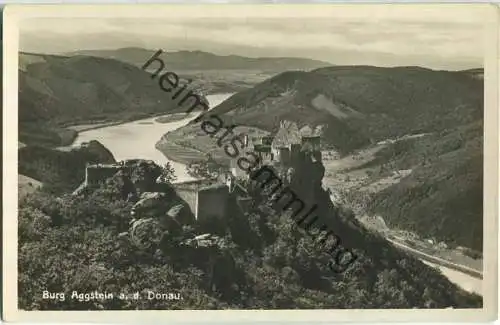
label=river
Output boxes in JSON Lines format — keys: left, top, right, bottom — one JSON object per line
{"left": 71, "top": 93, "right": 234, "bottom": 182}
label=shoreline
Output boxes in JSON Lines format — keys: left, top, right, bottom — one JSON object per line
{"left": 155, "top": 137, "right": 207, "bottom": 166}
{"left": 153, "top": 92, "right": 237, "bottom": 166}
{"left": 66, "top": 120, "right": 130, "bottom": 133}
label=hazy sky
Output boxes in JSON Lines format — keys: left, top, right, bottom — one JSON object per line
{"left": 18, "top": 5, "right": 487, "bottom": 70}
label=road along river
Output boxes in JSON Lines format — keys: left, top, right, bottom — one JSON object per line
{"left": 387, "top": 238, "right": 482, "bottom": 295}
{"left": 71, "top": 93, "right": 234, "bottom": 183}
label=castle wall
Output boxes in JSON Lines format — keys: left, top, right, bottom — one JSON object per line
{"left": 172, "top": 179, "right": 228, "bottom": 221}
{"left": 175, "top": 188, "right": 198, "bottom": 219}
{"left": 85, "top": 165, "right": 122, "bottom": 186}
{"left": 301, "top": 136, "right": 321, "bottom": 152}
{"left": 261, "top": 136, "right": 274, "bottom": 146}
{"left": 231, "top": 165, "right": 248, "bottom": 179}
{"left": 197, "top": 185, "right": 229, "bottom": 222}
{"left": 277, "top": 147, "right": 291, "bottom": 166}
{"left": 290, "top": 143, "right": 302, "bottom": 165}
{"left": 172, "top": 180, "right": 205, "bottom": 219}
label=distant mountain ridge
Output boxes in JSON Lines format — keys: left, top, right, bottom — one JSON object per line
{"left": 67, "top": 47, "right": 332, "bottom": 71}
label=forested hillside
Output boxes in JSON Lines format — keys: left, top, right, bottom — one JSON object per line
{"left": 18, "top": 140, "right": 116, "bottom": 193}
{"left": 365, "top": 121, "right": 483, "bottom": 250}
{"left": 204, "top": 66, "right": 482, "bottom": 153}
{"left": 19, "top": 52, "right": 203, "bottom": 147}
{"left": 18, "top": 155, "right": 482, "bottom": 310}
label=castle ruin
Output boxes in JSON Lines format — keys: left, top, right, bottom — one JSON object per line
{"left": 228, "top": 120, "right": 323, "bottom": 181}
{"left": 172, "top": 179, "right": 230, "bottom": 223}
{"left": 84, "top": 163, "right": 123, "bottom": 186}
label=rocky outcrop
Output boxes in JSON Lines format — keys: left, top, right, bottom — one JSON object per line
{"left": 131, "top": 192, "right": 171, "bottom": 218}
{"left": 130, "top": 191, "right": 195, "bottom": 235}
{"left": 105, "top": 170, "right": 137, "bottom": 199}
{"left": 166, "top": 204, "right": 192, "bottom": 227}
{"left": 125, "top": 159, "right": 163, "bottom": 194}
{"left": 284, "top": 148, "right": 326, "bottom": 205}
{"left": 78, "top": 140, "right": 116, "bottom": 164}
{"left": 129, "top": 218, "right": 164, "bottom": 250}
{"left": 182, "top": 233, "right": 222, "bottom": 248}
{"left": 19, "top": 140, "right": 116, "bottom": 193}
